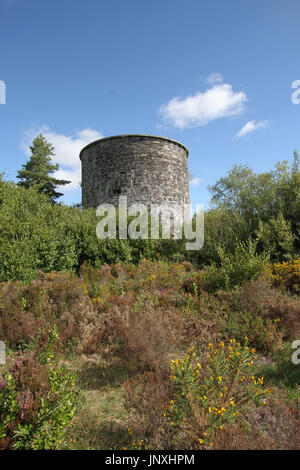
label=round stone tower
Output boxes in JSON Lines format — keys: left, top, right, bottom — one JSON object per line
{"left": 79, "top": 134, "right": 190, "bottom": 214}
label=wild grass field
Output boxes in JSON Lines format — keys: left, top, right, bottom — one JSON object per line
{"left": 0, "top": 259, "right": 299, "bottom": 450}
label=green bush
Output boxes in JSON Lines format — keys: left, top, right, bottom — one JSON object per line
{"left": 221, "top": 310, "right": 283, "bottom": 353}
{"left": 0, "top": 169, "right": 297, "bottom": 284}
{"left": 0, "top": 326, "right": 78, "bottom": 449}
{"left": 0, "top": 176, "right": 199, "bottom": 282}
{"left": 0, "top": 178, "right": 78, "bottom": 281}
{"left": 189, "top": 208, "right": 251, "bottom": 268}
{"left": 0, "top": 178, "right": 150, "bottom": 281}
{"left": 165, "top": 340, "right": 271, "bottom": 448}
{"left": 257, "top": 213, "right": 295, "bottom": 262}
{"left": 199, "top": 238, "right": 269, "bottom": 292}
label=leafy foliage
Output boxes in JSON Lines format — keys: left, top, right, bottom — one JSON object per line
{"left": 186, "top": 238, "right": 269, "bottom": 293}
{"left": 17, "top": 134, "right": 70, "bottom": 202}
{"left": 208, "top": 151, "right": 300, "bottom": 255}
{"left": 0, "top": 326, "right": 77, "bottom": 449}
{"left": 165, "top": 340, "right": 271, "bottom": 448}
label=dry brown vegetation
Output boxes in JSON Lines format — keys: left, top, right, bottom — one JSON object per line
{"left": 0, "top": 260, "right": 299, "bottom": 450}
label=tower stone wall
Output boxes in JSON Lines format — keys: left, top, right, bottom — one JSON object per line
{"left": 80, "top": 134, "right": 190, "bottom": 216}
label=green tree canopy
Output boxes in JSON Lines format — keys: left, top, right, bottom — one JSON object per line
{"left": 208, "top": 151, "right": 300, "bottom": 221}
{"left": 17, "top": 133, "right": 70, "bottom": 202}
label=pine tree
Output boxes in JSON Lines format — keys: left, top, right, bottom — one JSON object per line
{"left": 17, "top": 133, "right": 70, "bottom": 202}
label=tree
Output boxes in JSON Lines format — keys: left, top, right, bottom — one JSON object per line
{"left": 207, "top": 151, "right": 300, "bottom": 257}
{"left": 17, "top": 134, "right": 70, "bottom": 202}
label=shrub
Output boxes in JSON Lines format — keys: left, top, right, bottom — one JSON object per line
{"left": 123, "top": 340, "right": 272, "bottom": 450}
{"left": 112, "top": 306, "right": 181, "bottom": 371}
{"left": 221, "top": 310, "right": 283, "bottom": 353}
{"left": 230, "top": 277, "right": 300, "bottom": 340}
{"left": 0, "top": 327, "right": 78, "bottom": 449}
{"left": 184, "top": 239, "right": 269, "bottom": 293}
{"left": 0, "top": 272, "right": 97, "bottom": 350}
{"left": 0, "top": 178, "right": 79, "bottom": 282}
{"left": 0, "top": 281, "right": 49, "bottom": 349}
{"left": 189, "top": 208, "right": 251, "bottom": 269}
{"left": 164, "top": 340, "right": 271, "bottom": 449}
{"left": 212, "top": 395, "right": 300, "bottom": 449}
{"left": 0, "top": 178, "right": 156, "bottom": 282}
{"left": 257, "top": 213, "right": 295, "bottom": 262}
{"left": 124, "top": 366, "right": 174, "bottom": 450}
{"left": 267, "top": 257, "right": 300, "bottom": 294}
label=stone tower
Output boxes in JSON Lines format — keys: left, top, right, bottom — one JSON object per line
{"left": 79, "top": 134, "right": 190, "bottom": 216}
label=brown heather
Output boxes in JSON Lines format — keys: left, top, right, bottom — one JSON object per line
{"left": 0, "top": 261, "right": 299, "bottom": 450}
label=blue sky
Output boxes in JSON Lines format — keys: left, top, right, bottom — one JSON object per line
{"left": 0, "top": 0, "right": 300, "bottom": 208}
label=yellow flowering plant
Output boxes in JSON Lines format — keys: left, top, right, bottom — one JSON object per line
{"left": 267, "top": 257, "right": 300, "bottom": 293}
{"left": 165, "top": 339, "right": 271, "bottom": 448}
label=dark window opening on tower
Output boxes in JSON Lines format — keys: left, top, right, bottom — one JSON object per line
{"left": 112, "top": 186, "right": 121, "bottom": 195}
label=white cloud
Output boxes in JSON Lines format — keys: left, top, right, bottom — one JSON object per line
{"left": 234, "top": 120, "right": 269, "bottom": 139}
{"left": 190, "top": 177, "right": 203, "bottom": 187}
{"left": 21, "top": 126, "right": 103, "bottom": 191}
{"left": 53, "top": 167, "right": 82, "bottom": 191}
{"left": 159, "top": 83, "right": 247, "bottom": 129}
{"left": 206, "top": 72, "right": 223, "bottom": 85}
